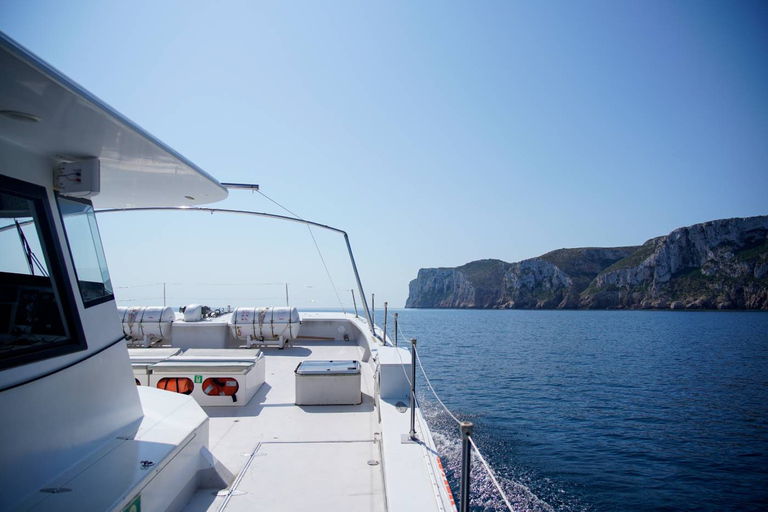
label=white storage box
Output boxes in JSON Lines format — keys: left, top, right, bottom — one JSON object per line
{"left": 128, "top": 347, "right": 181, "bottom": 386}
{"left": 171, "top": 318, "right": 230, "bottom": 350}
{"left": 173, "top": 348, "right": 262, "bottom": 361}
{"left": 149, "top": 352, "right": 265, "bottom": 407}
{"left": 295, "top": 360, "right": 361, "bottom": 406}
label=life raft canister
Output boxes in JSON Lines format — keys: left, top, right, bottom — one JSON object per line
{"left": 157, "top": 377, "right": 194, "bottom": 395}
{"left": 202, "top": 377, "right": 239, "bottom": 403}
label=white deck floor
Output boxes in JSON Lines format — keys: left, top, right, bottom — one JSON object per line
{"left": 183, "top": 341, "right": 386, "bottom": 512}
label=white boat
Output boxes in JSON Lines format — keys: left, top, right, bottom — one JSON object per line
{"left": 0, "top": 32, "right": 460, "bottom": 511}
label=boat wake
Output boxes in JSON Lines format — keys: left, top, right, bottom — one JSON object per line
{"left": 421, "top": 398, "right": 586, "bottom": 511}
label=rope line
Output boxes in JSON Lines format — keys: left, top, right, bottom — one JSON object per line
{"left": 390, "top": 311, "right": 540, "bottom": 511}
{"left": 415, "top": 350, "right": 461, "bottom": 426}
{"left": 468, "top": 436, "right": 516, "bottom": 512}
{"left": 256, "top": 190, "right": 346, "bottom": 314}
{"left": 393, "top": 338, "right": 413, "bottom": 388}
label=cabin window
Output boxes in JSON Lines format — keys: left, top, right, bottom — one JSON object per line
{"left": 56, "top": 196, "right": 114, "bottom": 307}
{"left": 0, "top": 176, "right": 85, "bottom": 369}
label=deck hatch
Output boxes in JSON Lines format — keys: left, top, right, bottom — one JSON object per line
{"left": 220, "top": 441, "right": 385, "bottom": 512}
{"left": 295, "top": 359, "right": 360, "bottom": 375}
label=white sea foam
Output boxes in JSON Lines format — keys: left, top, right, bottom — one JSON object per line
{"left": 422, "top": 399, "right": 557, "bottom": 511}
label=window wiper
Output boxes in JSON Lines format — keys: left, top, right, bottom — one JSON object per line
{"left": 14, "top": 219, "right": 47, "bottom": 276}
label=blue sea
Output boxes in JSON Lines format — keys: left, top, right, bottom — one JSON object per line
{"left": 382, "top": 309, "right": 768, "bottom": 511}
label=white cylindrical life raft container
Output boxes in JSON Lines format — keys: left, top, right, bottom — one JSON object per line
{"left": 183, "top": 304, "right": 203, "bottom": 322}
{"left": 229, "top": 307, "right": 300, "bottom": 349}
{"left": 117, "top": 306, "right": 175, "bottom": 346}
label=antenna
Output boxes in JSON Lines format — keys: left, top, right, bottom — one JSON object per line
{"left": 220, "top": 182, "right": 259, "bottom": 191}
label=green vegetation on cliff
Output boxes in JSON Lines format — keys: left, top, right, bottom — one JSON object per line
{"left": 407, "top": 216, "right": 768, "bottom": 310}
{"left": 603, "top": 242, "right": 657, "bottom": 273}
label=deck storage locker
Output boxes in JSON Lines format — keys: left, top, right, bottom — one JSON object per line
{"left": 172, "top": 348, "right": 262, "bottom": 360}
{"left": 128, "top": 347, "right": 182, "bottom": 385}
{"left": 149, "top": 351, "right": 265, "bottom": 406}
{"left": 295, "top": 360, "right": 361, "bottom": 405}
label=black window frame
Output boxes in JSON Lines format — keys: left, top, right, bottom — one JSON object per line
{"left": 0, "top": 175, "right": 87, "bottom": 370}
{"left": 54, "top": 193, "right": 115, "bottom": 308}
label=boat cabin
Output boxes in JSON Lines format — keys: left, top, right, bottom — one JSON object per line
{"left": 0, "top": 32, "right": 455, "bottom": 512}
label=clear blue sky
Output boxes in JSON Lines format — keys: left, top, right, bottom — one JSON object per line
{"left": 2, "top": 1, "right": 767, "bottom": 308}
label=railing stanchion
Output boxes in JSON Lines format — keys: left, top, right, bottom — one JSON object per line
{"left": 394, "top": 313, "right": 398, "bottom": 347}
{"left": 409, "top": 338, "right": 417, "bottom": 439}
{"left": 383, "top": 302, "right": 388, "bottom": 345}
{"left": 460, "top": 421, "right": 474, "bottom": 512}
{"left": 351, "top": 289, "right": 358, "bottom": 317}
{"left": 372, "top": 294, "right": 375, "bottom": 327}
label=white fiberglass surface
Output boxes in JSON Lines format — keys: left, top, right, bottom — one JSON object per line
{"left": 0, "top": 35, "right": 227, "bottom": 208}
{"left": 183, "top": 341, "right": 386, "bottom": 512}
{"left": 222, "top": 441, "right": 385, "bottom": 512}
{"left": 296, "top": 359, "right": 360, "bottom": 374}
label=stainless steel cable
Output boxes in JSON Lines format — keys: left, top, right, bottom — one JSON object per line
{"left": 391, "top": 312, "right": 460, "bottom": 424}
{"left": 394, "top": 337, "right": 413, "bottom": 388}
{"left": 391, "top": 311, "right": 548, "bottom": 512}
{"left": 256, "top": 190, "right": 346, "bottom": 314}
{"left": 415, "top": 350, "right": 462, "bottom": 426}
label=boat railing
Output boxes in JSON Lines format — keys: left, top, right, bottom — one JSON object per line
{"left": 389, "top": 311, "right": 554, "bottom": 512}
{"left": 93, "top": 204, "right": 535, "bottom": 509}
{"left": 95, "top": 206, "right": 376, "bottom": 334}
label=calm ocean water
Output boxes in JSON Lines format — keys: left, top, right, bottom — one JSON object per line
{"left": 383, "top": 309, "right": 768, "bottom": 511}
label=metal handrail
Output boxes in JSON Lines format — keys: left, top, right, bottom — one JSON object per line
{"left": 392, "top": 312, "right": 531, "bottom": 512}
{"left": 409, "top": 338, "right": 417, "bottom": 440}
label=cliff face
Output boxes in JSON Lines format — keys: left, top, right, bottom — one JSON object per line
{"left": 500, "top": 247, "right": 638, "bottom": 309}
{"left": 405, "top": 248, "right": 635, "bottom": 309}
{"left": 406, "top": 216, "right": 768, "bottom": 310}
{"left": 406, "top": 259, "right": 509, "bottom": 308}
{"left": 581, "top": 216, "right": 768, "bottom": 309}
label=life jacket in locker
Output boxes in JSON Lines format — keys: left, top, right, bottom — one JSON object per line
{"left": 157, "top": 377, "right": 194, "bottom": 395}
{"left": 202, "top": 377, "right": 239, "bottom": 403}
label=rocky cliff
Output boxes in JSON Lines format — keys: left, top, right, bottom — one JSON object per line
{"left": 406, "top": 216, "right": 768, "bottom": 310}
{"left": 406, "top": 259, "right": 511, "bottom": 308}
{"left": 406, "top": 248, "right": 636, "bottom": 309}
{"left": 581, "top": 216, "right": 768, "bottom": 309}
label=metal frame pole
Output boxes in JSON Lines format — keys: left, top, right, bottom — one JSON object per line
{"left": 409, "top": 338, "right": 417, "bottom": 439}
{"left": 460, "top": 421, "right": 474, "bottom": 512}
{"left": 343, "top": 233, "right": 374, "bottom": 335}
{"left": 394, "top": 313, "right": 398, "bottom": 347}
{"left": 383, "top": 302, "right": 388, "bottom": 345}
{"left": 351, "top": 289, "right": 358, "bottom": 317}
{"left": 372, "top": 294, "right": 375, "bottom": 327}
{"left": 95, "top": 207, "right": 377, "bottom": 336}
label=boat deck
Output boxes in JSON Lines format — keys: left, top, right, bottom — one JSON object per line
{"left": 183, "top": 341, "right": 386, "bottom": 512}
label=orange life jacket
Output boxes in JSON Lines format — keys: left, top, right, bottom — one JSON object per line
{"left": 157, "top": 377, "right": 194, "bottom": 395}
{"left": 202, "top": 377, "right": 239, "bottom": 403}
